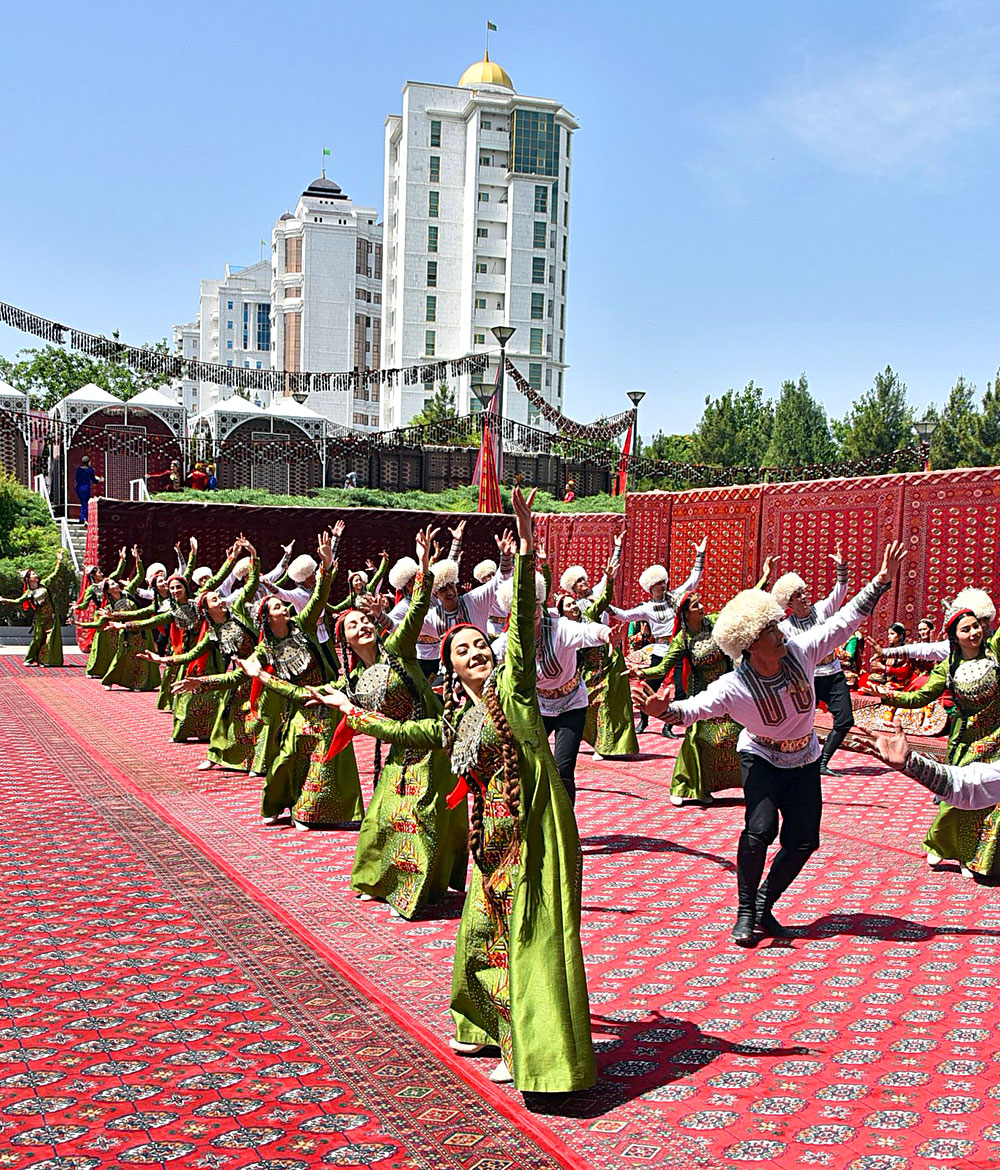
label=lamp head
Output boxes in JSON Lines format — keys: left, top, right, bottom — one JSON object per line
{"left": 491, "top": 325, "right": 515, "bottom": 347}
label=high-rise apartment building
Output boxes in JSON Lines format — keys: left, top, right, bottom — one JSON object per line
{"left": 380, "top": 54, "right": 578, "bottom": 428}
{"left": 270, "top": 175, "right": 383, "bottom": 430}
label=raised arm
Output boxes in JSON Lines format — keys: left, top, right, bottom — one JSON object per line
{"left": 203, "top": 548, "right": 238, "bottom": 594}
{"left": 385, "top": 526, "right": 437, "bottom": 661}
{"left": 813, "top": 543, "right": 849, "bottom": 621}
{"left": 639, "top": 629, "right": 686, "bottom": 681}
{"left": 504, "top": 487, "right": 538, "bottom": 702}
{"left": 183, "top": 538, "right": 197, "bottom": 581}
{"left": 125, "top": 548, "right": 145, "bottom": 594}
{"left": 669, "top": 538, "right": 706, "bottom": 605}
{"left": 299, "top": 532, "right": 335, "bottom": 635}
{"left": 877, "top": 660, "right": 948, "bottom": 709}
{"left": 42, "top": 550, "right": 66, "bottom": 590}
{"left": 903, "top": 753, "right": 1000, "bottom": 810}
{"left": 882, "top": 639, "right": 948, "bottom": 663}
{"left": 231, "top": 557, "right": 261, "bottom": 621}
{"left": 367, "top": 552, "right": 388, "bottom": 592}
{"left": 109, "top": 547, "right": 128, "bottom": 582}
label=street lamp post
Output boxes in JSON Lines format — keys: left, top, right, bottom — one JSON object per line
{"left": 490, "top": 325, "right": 515, "bottom": 474}
{"left": 912, "top": 419, "right": 938, "bottom": 472}
{"left": 626, "top": 390, "right": 646, "bottom": 492}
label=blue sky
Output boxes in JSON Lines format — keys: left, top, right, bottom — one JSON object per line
{"left": 1, "top": 0, "right": 997, "bottom": 436}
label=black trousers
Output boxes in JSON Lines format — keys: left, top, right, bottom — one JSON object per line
{"left": 542, "top": 705, "right": 588, "bottom": 807}
{"left": 418, "top": 658, "right": 440, "bottom": 680}
{"left": 736, "top": 752, "right": 822, "bottom": 910}
{"left": 815, "top": 672, "right": 854, "bottom": 763}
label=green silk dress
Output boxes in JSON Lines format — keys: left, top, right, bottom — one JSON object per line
{"left": 578, "top": 576, "right": 639, "bottom": 758}
{"left": 11, "top": 561, "right": 70, "bottom": 667}
{"left": 883, "top": 636, "right": 1000, "bottom": 873}
{"left": 344, "top": 552, "right": 596, "bottom": 1094}
{"left": 345, "top": 570, "right": 468, "bottom": 916}
{"left": 643, "top": 614, "right": 743, "bottom": 802}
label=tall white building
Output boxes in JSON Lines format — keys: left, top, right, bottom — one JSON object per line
{"left": 380, "top": 54, "right": 578, "bottom": 428}
{"left": 270, "top": 175, "right": 383, "bottom": 431}
{"left": 172, "top": 261, "right": 273, "bottom": 414}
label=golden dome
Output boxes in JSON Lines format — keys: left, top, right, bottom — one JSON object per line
{"left": 459, "top": 51, "right": 514, "bottom": 91}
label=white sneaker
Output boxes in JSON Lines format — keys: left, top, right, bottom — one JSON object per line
{"left": 592, "top": 752, "right": 604, "bottom": 761}
{"left": 197, "top": 759, "right": 216, "bottom": 771}
{"left": 670, "top": 795, "right": 684, "bottom": 806}
{"left": 358, "top": 893, "right": 374, "bottom": 902}
{"left": 261, "top": 815, "right": 282, "bottom": 826}
{"left": 293, "top": 820, "right": 309, "bottom": 831}
{"left": 488, "top": 1060, "right": 513, "bottom": 1084}
{"left": 448, "top": 1038, "right": 486, "bottom": 1055}
{"left": 926, "top": 852, "right": 942, "bottom": 867}
{"left": 961, "top": 866, "right": 974, "bottom": 878}
{"left": 389, "top": 906, "right": 402, "bottom": 918}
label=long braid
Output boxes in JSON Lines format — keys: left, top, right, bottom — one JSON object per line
{"left": 443, "top": 657, "right": 486, "bottom": 870}
{"left": 482, "top": 685, "right": 521, "bottom": 884}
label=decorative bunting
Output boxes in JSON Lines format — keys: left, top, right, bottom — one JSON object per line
{"left": 503, "top": 358, "right": 635, "bottom": 441}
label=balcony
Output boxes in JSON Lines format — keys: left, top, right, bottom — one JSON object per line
{"left": 474, "top": 272, "right": 507, "bottom": 294}
{"left": 479, "top": 129, "right": 509, "bottom": 149}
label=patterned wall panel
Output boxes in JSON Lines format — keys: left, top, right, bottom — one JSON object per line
{"left": 759, "top": 474, "right": 905, "bottom": 649}
{"left": 542, "top": 513, "right": 625, "bottom": 602}
{"left": 666, "top": 485, "right": 764, "bottom": 613}
{"left": 622, "top": 492, "right": 673, "bottom": 606}
{"left": 897, "top": 468, "right": 1000, "bottom": 633}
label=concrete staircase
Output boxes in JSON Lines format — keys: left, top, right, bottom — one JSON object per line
{"left": 65, "top": 522, "right": 89, "bottom": 569}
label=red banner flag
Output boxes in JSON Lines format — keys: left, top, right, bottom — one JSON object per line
{"left": 613, "top": 422, "right": 633, "bottom": 496}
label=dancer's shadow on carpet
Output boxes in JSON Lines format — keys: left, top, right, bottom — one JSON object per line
{"left": 524, "top": 1009, "right": 807, "bottom": 1118}
{"left": 580, "top": 832, "right": 735, "bottom": 873}
{"left": 771, "top": 911, "right": 1000, "bottom": 943}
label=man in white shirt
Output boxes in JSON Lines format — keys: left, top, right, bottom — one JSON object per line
{"left": 772, "top": 544, "right": 850, "bottom": 776}
{"left": 639, "top": 541, "right": 907, "bottom": 946}
{"left": 610, "top": 537, "right": 707, "bottom": 732}
{"left": 492, "top": 571, "right": 611, "bottom": 805}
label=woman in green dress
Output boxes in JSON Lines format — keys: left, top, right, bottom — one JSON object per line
{"left": 75, "top": 548, "right": 149, "bottom": 687}
{"left": 245, "top": 529, "right": 355, "bottom": 826}
{"left": 77, "top": 548, "right": 127, "bottom": 670}
{"left": 632, "top": 591, "right": 743, "bottom": 806}
{"left": 169, "top": 548, "right": 265, "bottom": 773}
{"left": 557, "top": 549, "right": 639, "bottom": 761}
{"left": 875, "top": 603, "right": 1000, "bottom": 877}
{"left": 310, "top": 488, "right": 595, "bottom": 1094}
{"left": 1, "top": 550, "right": 69, "bottom": 666}
{"left": 326, "top": 552, "right": 389, "bottom": 617}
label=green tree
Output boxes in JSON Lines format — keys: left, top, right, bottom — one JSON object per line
{"left": 410, "top": 380, "right": 457, "bottom": 426}
{"left": 691, "top": 381, "right": 773, "bottom": 468}
{"left": 0, "top": 336, "right": 173, "bottom": 410}
{"left": 930, "top": 377, "right": 982, "bottom": 469}
{"left": 642, "top": 430, "right": 695, "bottom": 463}
{"left": 977, "top": 372, "right": 1000, "bottom": 466}
{"left": 835, "top": 365, "right": 914, "bottom": 462}
{"left": 764, "top": 374, "right": 836, "bottom": 468}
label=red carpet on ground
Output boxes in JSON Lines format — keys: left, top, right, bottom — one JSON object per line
{"left": 3, "top": 655, "right": 1000, "bottom": 1170}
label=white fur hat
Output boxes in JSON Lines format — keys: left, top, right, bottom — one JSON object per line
{"left": 771, "top": 572, "right": 807, "bottom": 610}
{"left": 145, "top": 562, "right": 166, "bottom": 585}
{"left": 288, "top": 554, "right": 318, "bottom": 584}
{"left": 192, "top": 565, "right": 212, "bottom": 587}
{"left": 388, "top": 557, "right": 418, "bottom": 591}
{"left": 639, "top": 564, "right": 668, "bottom": 594}
{"left": 560, "top": 565, "right": 588, "bottom": 592}
{"left": 951, "top": 587, "right": 996, "bottom": 624}
{"left": 713, "top": 589, "right": 785, "bottom": 663}
{"left": 473, "top": 559, "right": 498, "bottom": 584}
{"left": 233, "top": 556, "right": 252, "bottom": 582}
{"left": 496, "top": 572, "right": 548, "bottom": 613}
{"left": 431, "top": 558, "right": 460, "bottom": 589}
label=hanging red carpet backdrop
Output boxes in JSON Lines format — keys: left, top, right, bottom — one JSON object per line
{"left": 897, "top": 469, "right": 1000, "bottom": 632}
{"left": 619, "top": 491, "right": 673, "bottom": 605}
{"left": 541, "top": 512, "right": 627, "bottom": 602}
{"left": 759, "top": 473, "right": 906, "bottom": 643}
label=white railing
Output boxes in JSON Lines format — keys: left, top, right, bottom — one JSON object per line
{"left": 129, "top": 478, "right": 151, "bottom": 501}
{"left": 59, "top": 516, "right": 80, "bottom": 572}
{"left": 33, "top": 473, "right": 54, "bottom": 518}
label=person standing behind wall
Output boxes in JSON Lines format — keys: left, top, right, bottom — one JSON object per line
{"left": 75, "top": 455, "right": 102, "bottom": 524}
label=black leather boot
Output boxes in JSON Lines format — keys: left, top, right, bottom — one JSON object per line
{"left": 732, "top": 893, "right": 757, "bottom": 946}
{"left": 755, "top": 883, "right": 790, "bottom": 938}
{"left": 733, "top": 833, "right": 768, "bottom": 946}
{"left": 635, "top": 713, "right": 649, "bottom": 734}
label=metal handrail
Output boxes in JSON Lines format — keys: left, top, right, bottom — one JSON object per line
{"left": 129, "top": 478, "right": 151, "bottom": 501}
{"left": 60, "top": 517, "right": 80, "bottom": 572}
{"left": 33, "top": 473, "right": 54, "bottom": 518}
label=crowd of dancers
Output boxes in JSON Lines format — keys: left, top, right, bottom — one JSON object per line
{"left": 3, "top": 492, "right": 999, "bottom": 1098}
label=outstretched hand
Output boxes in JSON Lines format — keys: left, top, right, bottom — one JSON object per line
{"left": 695, "top": 536, "right": 708, "bottom": 556}
{"left": 416, "top": 525, "right": 440, "bottom": 572}
{"left": 237, "top": 655, "right": 261, "bottom": 678}
{"left": 876, "top": 540, "right": 908, "bottom": 584}
{"left": 305, "top": 686, "right": 351, "bottom": 713}
{"left": 511, "top": 486, "right": 536, "bottom": 554}
{"left": 317, "top": 529, "right": 333, "bottom": 569}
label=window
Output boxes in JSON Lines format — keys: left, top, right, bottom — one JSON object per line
{"left": 284, "top": 286, "right": 301, "bottom": 299}
{"left": 560, "top": 303, "right": 566, "bottom": 330}
{"left": 284, "top": 312, "right": 301, "bottom": 372}
{"left": 561, "top": 269, "right": 567, "bottom": 294}
{"left": 562, "top": 237, "right": 567, "bottom": 262}
{"left": 530, "top": 328, "right": 543, "bottom": 355}
{"left": 533, "top": 221, "right": 547, "bottom": 249}
{"left": 559, "top": 338, "right": 565, "bottom": 361}
{"left": 353, "top": 314, "right": 366, "bottom": 369}
{"left": 474, "top": 332, "right": 485, "bottom": 344}
{"left": 428, "top": 190, "right": 439, "bottom": 217}
{"left": 476, "top": 261, "right": 487, "bottom": 274}
{"left": 227, "top": 320, "right": 233, "bottom": 329}
{"left": 528, "top": 409, "right": 542, "bottom": 427}
{"left": 425, "top": 295, "right": 436, "bottom": 322}
{"left": 480, "top": 155, "right": 491, "bottom": 167}
{"left": 424, "top": 330, "right": 435, "bottom": 355}
{"left": 481, "top": 118, "right": 492, "bottom": 129}
{"left": 558, "top": 371, "right": 563, "bottom": 396}
{"left": 427, "top": 225, "right": 438, "bottom": 253}
{"left": 257, "top": 361, "right": 262, "bottom": 369}
{"left": 532, "top": 257, "right": 545, "bottom": 284}
{"left": 528, "top": 363, "right": 542, "bottom": 391}
{"left": 429, "top": 155, "right": 440, "bottom": 182}
{"left": 426, "top": 260, "right": 437, "bottom": 287}
{"left": 356, "top": 237, "right": 371, "bottom": 275}
{"left": 531, "top": 292, "right": 544, "bottom": 320}
{"left": 256, "top": 303, "right": 270, "bottom": 351}
{"left": 477, "top": 226, "right": 489, "bottom": 238}
{"left": 429, "top": 119, "right": 441, "bottom": 147}
{"left": 478, "top": 191, "right": 489, "bottom": 202}
{"left": 242, "top": 304, "right": 249, "bottom": 348}
{"left": 226, "top": 339, "right": 233, "bottom": 349}
{"left": 284, "top": 236, "right": 302, "bottom": 273}
{"left": 244, "top": 360, "right": 250, "bottom": 368}
{"left": 512, "top": 109, "right": 559, "bottom": 176}
{"left": 371, "top": 319, "right": 381, "bottom": 371}
{"left": 534, "top": 185, "right": 547, "bottom": 214}
{"left": 374, "top": 242, "right": 382, "bottom": 280}
{"left": 564, "top": 200, "right": 569, "bottom": 227}
{"left": 475, "top": 296, "right": 487, "bottom": 309}
{"left": 227, "top": 300, "right": 233, "bottom": 310}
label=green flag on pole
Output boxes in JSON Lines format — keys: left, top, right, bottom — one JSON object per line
{"left": 487, "top": 20, "right": 497, "bottom": 30}
{"left": 323, "top": 147, "right": 331, "bottom": 156}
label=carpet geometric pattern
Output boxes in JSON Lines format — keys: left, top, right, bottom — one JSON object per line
{"left": 4, "top": 656, "right": 1000, "bottom": 1170}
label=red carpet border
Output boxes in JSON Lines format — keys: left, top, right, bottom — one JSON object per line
{"left": 3, "top": 656, "right": 1000, "bottom": 1170}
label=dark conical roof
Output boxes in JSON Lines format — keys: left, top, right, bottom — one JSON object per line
{"left": 303, "top": 175, "right": 347, "bottom": 200}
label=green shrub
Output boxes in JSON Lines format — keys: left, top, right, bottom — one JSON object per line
{"left": 0, "top": 470, "right": 77, "bottom": 624}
